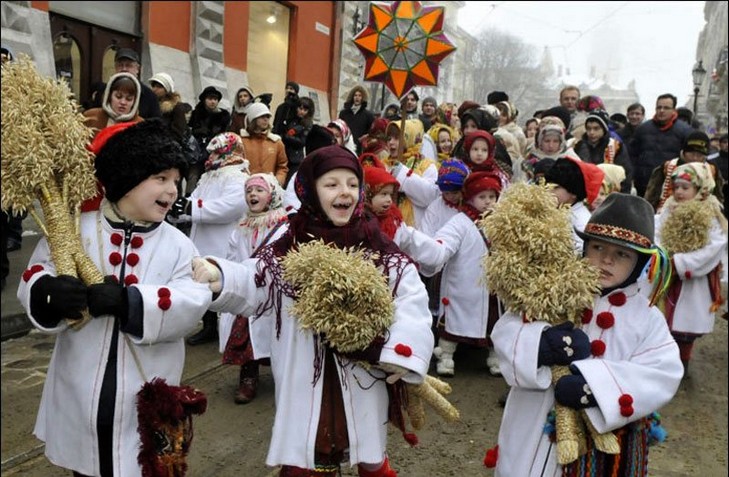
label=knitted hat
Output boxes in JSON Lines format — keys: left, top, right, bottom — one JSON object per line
{"left": 294, "top": 145, "right": 362, "bottom": 210}
{"left": 359, "top": 152, "right": 388, "bottom": 170}
{"left": 536, "top": 123, "right": 566, "bottom": 151}
{"left": 306, "top": 125, "right": 336, "bottom": 153}
{"left": 245, "top": 102, "right": 272, "bottom": 128}
{"left": 682, "top": 130, "right": 710, "bottom": 155}
{"left": 94, "top": 119, "right": 188, "bottom": 202}
{"left": 576, "top": 193, "right": 655, "bottom": 250}
{"left": 464, "top": 130, "right": 496, "bottom": 156}
{"left": 463, "top": 171, "right": 501, "bottom": 200}
{"left": 461, "top": 108, "right": 497, "bottom": 133}
{"left": 676, "top": 107, "right": 693, "bottom": 124}
{"left": 422, "top": 96, "right": 438, "bottom": 107}
{"left": 364, "top": 165, "right": 399, "bottom": 196}
{"left": 545, "top": 155, "right": 604, "bottom": 204}
{"left": 585, "top": 109, "right": 610, "bottom": 134}
{"left": 436, "top": 159, "right": 470, "bottom": 192}
{"left": 286, "top": 81, "right": 300, "bottom": 94}
{"left": 487, "top": 91, "right": 509, "bottom": 105}
{"left": 198, "top": 85, "right": 222, "bottom": 102}
{"left": 148, "top": 72, "right": 175, "bottom": 93}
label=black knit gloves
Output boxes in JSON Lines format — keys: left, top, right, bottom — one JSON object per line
{"left": 554, "top": 366, "right": 597, "bottom": 409}
{"left": 538, "top": 322, "right": 590, "bottom": 367}
{"left": 88, "top": 276, "right": 129, "bottom": 324}
{"left": 30, "top": 274, "right": 88, "bottom": 327}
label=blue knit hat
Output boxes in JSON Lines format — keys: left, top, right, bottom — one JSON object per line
{"left": 436, "top": 159, "right": 470, "bottom": 192}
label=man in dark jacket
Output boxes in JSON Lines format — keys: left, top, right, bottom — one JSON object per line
{"left": 272, "top": 81, "right": 300, "bottom": 137}
{"left": 95, "top": 48, "right": 161, "bottom": 119}
{"left": 338, "top": 84, "right": 375, "bottom": 155}
{"left": 630, "top": 93, "right": 693, "bottom": 197}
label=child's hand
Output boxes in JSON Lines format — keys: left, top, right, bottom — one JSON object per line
{"left": 554, "top": 372, "right": 596, "bottom": 409}
{"left": 538, "top": 322, "right": 590, "bottom": 367}
{"left": 192, "top": 257, "right": 222, "bottom": 293}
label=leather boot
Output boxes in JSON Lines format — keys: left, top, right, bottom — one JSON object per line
{"left": 235, "top": 361, "right": 259, "bottom": 404}
{"left": 186, "top": 311, "right": 218, "bottom": 346}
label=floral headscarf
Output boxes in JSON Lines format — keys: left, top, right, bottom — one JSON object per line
{"left": 205, "top": 132, "right": 250, "bottom": 171}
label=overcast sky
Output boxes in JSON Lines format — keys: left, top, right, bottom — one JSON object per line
{"left": 457, "top": 1, "right": 707, "bottom": 113}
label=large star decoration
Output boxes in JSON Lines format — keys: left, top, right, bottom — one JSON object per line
{"left": 353, "top": 1, "right": 456, "bottom": 99}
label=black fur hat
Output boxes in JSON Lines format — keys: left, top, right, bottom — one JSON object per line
{"left": 94, "top": 119, "right": 188, "bottom": 202}
{"left": 544, "top": 156, "right": 586, "bottom": 202}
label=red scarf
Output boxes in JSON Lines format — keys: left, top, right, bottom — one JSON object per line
{"left": 652, "top": 111, "right": 678, "bottom": 132}
{"left": 373, "top": 205, "right": 404, "bottom": 240}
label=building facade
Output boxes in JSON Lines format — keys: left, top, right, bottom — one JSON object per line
{"left": 694, "top": 0, "right": 728, "bottom": 135}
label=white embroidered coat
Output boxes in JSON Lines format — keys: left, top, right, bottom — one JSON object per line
{"left": 17, "top": 212, "right": 212, "bottom": 477}
{"left": 420, "top": 196, "right": 460, "bottom": 237}
{"left": 419, "top": 212, "right": 491, "bottom": 339}
{"left": 392, "top": 163, "right": 440, "bottom": 229}
{"left": 655, "top": 213, "right": 727, "bottom": 335}
{"left": 189, "top": 164, "right": 249, "bottom": 256}
{"left": 491, "top": 284, "right": 682, "bottom": 477}
{"left": 209, "top": 253, "right": 434, "bottom": 469}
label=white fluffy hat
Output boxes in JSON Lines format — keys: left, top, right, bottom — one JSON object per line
{"left": 148, "top": 72, "right": 175, "bottom": 93}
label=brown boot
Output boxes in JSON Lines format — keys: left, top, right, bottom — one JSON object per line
{"left": 235, "top": 361, "right": 259, "bottom": 404}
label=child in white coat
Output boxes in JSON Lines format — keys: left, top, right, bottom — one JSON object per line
{"left": 423, "top": 171, "right": 502, "bottom": 376}
{"left": 219, "top": 173, "right": 288, "bottom": 404}
{"left": 171, "top": 131, "right": 250, "bottom": 345}
{"left": 655, "top": 162, "right": 728, "bottom": 373}
{"left": 491, "top": 193, "right": 682, "bottom": 477}
{"left": 17, "top": 120, "right": 212, "bottom": 477}
{"left": 193, "top": 145, "right": 434, "bottom": 477}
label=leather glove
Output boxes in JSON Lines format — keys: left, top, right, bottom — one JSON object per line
{"left": 538, "top": 322, "right": 590, "bottom": 367}
{"left": 88, "top": 275, "right": 129, "bottom": 323}
{"left": 554, "top": 369, "right": 597, "bottom": 409}
{"left": 30, "top": 274, "right": 88, "bottom": 327}
{"left": 168, "top": 196, "right": 191, "bottom": 219}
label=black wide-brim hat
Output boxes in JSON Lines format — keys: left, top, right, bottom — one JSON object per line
{"left": 576, "top": 192, "right": 655, "bottom": 251}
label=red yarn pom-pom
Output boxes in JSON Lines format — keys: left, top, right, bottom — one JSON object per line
{"left": 110, "top": 233, "right": 123, "bottom": 246}
{"left": 403, "top": 432, "right": 419, "bottom": 447}
{"left": 581, "top": 309, "right": 593, "bottom": 324}
{"left": 109, "top": 252, "right": 123, "bottom": 266}
{"left": 394, "top": 343, "right": 412, "bottom": 357}
{"left": 596, "top": 311, "right": 615, "bottom": 329}
{"left": 124, "top": 274, "right": 139, "bottom": 286}
{"left": 620, "top": 405, "right": 634, "bottom": 417}
{"left": 130, "top": 236, "right": 144, "bottom": 248}
{"left": 483, "top": 445, "right": 499, "bottom": 468}
{"left": 618, "top": 393, "right": 634, "bottom": 406}
{"left": 157, "top": 287, "right": 171, "bottom": 298}
{"left": 126, "top": 253, "right": 140, "bottom": 267}
{"left": 158, "top": 297, "right": 171, "bottom": 311}
{"left": 591, "top": 339, "right": 606, "bottom": 357}
{"left": 608, "top": 292, "right": 627, "bottom": 306}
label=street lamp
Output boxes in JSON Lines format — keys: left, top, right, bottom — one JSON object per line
{"left": 692, "top": 60, "right": 707, "bottom": 115}
{"left": 352, "top": 6, "right": 366, "bottom": 36}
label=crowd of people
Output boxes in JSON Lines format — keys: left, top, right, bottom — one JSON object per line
{"left": 6, "top": 44, "right": 729, "bottom": 477}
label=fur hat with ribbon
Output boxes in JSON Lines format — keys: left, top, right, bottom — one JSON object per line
{"left": 205, "top": 132, "right": 250, "bottom": 172}
{"left": 94, "top": 119, "right": 188, "bottom": 203}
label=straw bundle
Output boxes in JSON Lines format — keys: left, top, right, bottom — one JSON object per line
{"left": 281, "top": 240, "right": 459, "bottom": 428}
{"left": 479, "top": 182, "right": 616, "bottom": 464}
{"left": 1, "top": 55, "right": 103, "bottom": 328}
{"left": 659, "top": 200, "right": 712, "bottom": 254}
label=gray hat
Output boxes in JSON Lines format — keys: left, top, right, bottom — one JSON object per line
{"left": 115, "top": 48, "right": 140, "bottom": 64}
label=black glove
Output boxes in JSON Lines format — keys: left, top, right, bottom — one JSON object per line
{"left": 554, "top": 370, "right": 597, "bottom": 409}
{"left": 30, "top": 274, "right": 88, "bottom": 327}
{"left": 168, "top": 196, "right": 191, "bottom": 218}
{"left": 538, "top": 322, "right": 590, "bottom": 367}
{"left": 88, "top": 275, "right": 129, "bottom": 323}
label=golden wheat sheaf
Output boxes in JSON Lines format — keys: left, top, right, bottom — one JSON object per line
{"left": 479, "top": 183, "right": 600, "bottom": 324}
{"left": 660, "top": 200, "right": 712, "bottom": 254}
{"left": 281, "top": 240, "right": 395, "bottom": 353}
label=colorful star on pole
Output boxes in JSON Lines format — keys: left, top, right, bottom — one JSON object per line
{"left": 353, "top": 1, "right": 457, "bottom": 99}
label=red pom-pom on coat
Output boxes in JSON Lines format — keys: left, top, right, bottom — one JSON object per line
{"left": 581, "top": 309, "right": 593, "bottom": 324}
{"left": 596, "top": 311, "right": 615, "bottom": 329}
{"left": 109, "top": 252, "right": 123, "bottom": 266}
{"left": 22, "top": 264, "right": 44, "bottom": 282}
{"left": 157, "top": 287, "right": 171, "bottom": 298}
{"left": 158, "top": 297, "right": 171, "bottom": 311}
{"left": 620, "top": 405, "right": 634, "bottom": 417}
{"left": 618, "top": 393, "right": 634, "bottom": 406}
{"left": 126, "top": 253, "right": 140, "bottom": 267}
{"left": 608, "top": 292, "right": 627, "bottom": 306}
{"left": 110, "top": 233, "right": 123, "bottom": 246}
{"left": 591, "top": 339, "right": 606, "bottom": 357}
{"left": 124, "top": 274, "right": 138, "bottom": 286}
{"left": 130, "top": 236, "right": 144, "bottom": 248}
{"left": 483, "top": 445, "right": 499, "bottom": 468}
